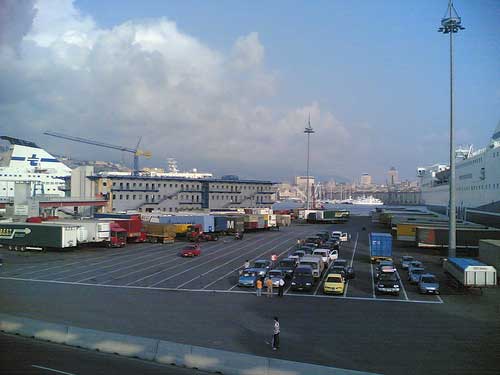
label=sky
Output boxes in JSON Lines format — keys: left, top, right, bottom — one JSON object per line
{"left": 0, "top": 0, "right": 498, "bottom": 183}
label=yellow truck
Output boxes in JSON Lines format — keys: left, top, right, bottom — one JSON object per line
{"left": 143, "top": 223, "right": 176, "bottom": 243}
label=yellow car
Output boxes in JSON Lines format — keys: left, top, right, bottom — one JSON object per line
{"left": 323, "top": 273, "right": 345, "bottom": 294}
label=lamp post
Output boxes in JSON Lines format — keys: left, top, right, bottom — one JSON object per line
{"left": 438, "top": 0, "right": 464, "bottom": 258}
{"left": 304, "top": 115, "right": 315, "bottom": 210}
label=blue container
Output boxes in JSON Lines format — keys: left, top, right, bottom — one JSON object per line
{"left": 369, "top": 233, "right": 393, "bottom": 259}
{"left": 214, "top": 216, "right": 228, "bottom": 232}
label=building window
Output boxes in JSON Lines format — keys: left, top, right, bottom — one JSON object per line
{"left": 126, "top": 195, "right": 129, "bottom": 200}
{"left": 119, "top": 194, "right": 123, "bottom": 200}
{"left": 169, "top": 184, "right": 173, "bottom": 188}
{"left": 112, "top": 194, "right": 116, "bottom": 199}
{"left": 103, "top": 182, "right": 107, "bottom": 187}
{"left": 133, "top": 195, "right": 136, "bottom": 200}
{"left": 139, "top": 183, "right": 143, "bottom": 187}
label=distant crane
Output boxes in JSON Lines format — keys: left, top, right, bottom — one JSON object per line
{"left": 44, "top": 131, "right": 152, "bottom": 176}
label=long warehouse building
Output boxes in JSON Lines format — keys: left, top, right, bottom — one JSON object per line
{"left": 89, "top": 174, "right": 277, "bottom": 213}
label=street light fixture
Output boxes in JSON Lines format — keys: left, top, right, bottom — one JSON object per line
{"left": 304, "top": 114, "right": 315, "bottom": 210}
{"left": 438, "top": 0, "right": 465, "bottom": 257}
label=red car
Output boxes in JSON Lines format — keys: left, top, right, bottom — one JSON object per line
{"left": 180, "top": 244, "right": 201, "bottom": 257}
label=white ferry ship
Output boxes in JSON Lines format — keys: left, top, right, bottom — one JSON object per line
{"left": 0, "top": 136, "right": 71, "bottom": 201}
{"left": 417, "top": 122, "right": 500, "bottom": 226}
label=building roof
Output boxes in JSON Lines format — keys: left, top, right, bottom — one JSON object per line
{"left": 88, "top": 174, "right": 276, "bottom": 185}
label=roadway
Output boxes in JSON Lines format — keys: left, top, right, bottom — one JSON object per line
{"left": 1, "top": 217, "right": 499, "bottom": 374}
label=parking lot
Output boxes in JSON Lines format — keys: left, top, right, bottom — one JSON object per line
{"left": 0, "top": 220, "right": 443, "bottom": 305}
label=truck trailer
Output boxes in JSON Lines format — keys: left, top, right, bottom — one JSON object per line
{"left": 443, "top": 257, "right": 497, "bottom": 287}
{"left": 0, "top": 223, "right": 79, "bottom": 251}
{"left": 369, "top": 232, "right": 393, "bottom": 263}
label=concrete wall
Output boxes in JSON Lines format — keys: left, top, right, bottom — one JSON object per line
{"left": 0, "top": 313, "right": 377, "bottom": 375}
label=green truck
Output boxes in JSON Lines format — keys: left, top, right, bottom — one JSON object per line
{"left": 0, "top": 223, "right": 79, "bottom": 251}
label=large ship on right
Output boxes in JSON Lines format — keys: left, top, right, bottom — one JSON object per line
{"left": 417, "top": 122, "right": 500, "bottom": 228}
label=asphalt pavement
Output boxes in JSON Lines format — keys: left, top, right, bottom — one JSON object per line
{"left": 1, "top": 217, "right": 499, "bottom": 375}
{"left": 0, "top": 332, "right": 208, "bottom": 375}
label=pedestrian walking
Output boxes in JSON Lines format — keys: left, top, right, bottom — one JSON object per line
{"left": 265, "top": 277, "right": 273, "bottom": 298}
{"left": 272, "top": 317, "right": 280, "bottom": 350}
{"left": 256, "top": 278, "right": 263, "bottom": 296}
{"left": 278, "top": 278, "right": 285, "bottom": 297}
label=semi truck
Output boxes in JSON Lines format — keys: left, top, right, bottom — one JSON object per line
{"left": 0, "top": 223, "right": 79, "bottom": 251}
{"left": 369, "top": 232, "right": 393, "bottom": 263}
{"left": 443, "top": 257, "right": 497, "bottom": 287}
{"left": 143, "top": 222, "right": 176, "bottom": 243}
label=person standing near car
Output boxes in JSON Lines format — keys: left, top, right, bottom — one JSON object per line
{"left": 272, "top": 317, "right": 280, "bottom": 350}
{"left": 256, "top": 278, "right": 263, "bottom": 296}
{"left": 278, "top": 278, "right": 285, "bottom": 297}
{"left": 265, "top": 277, "right": 273, "bottom": 298}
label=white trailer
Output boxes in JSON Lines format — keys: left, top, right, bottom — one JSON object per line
{"left": 46, "top": 220, "right": 111, "bottom": 244}
{"left": 443, "top": 257, "right": 497, "bottom": 287}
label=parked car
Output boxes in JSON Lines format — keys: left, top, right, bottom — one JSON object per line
{"left": 306, "top": 236, "right": 323, "bottom": 246}
{"left": 376, "top": 265, "right": 397, "bottom": 280}
{"left": 329, "top": 249, "right": 339, "bottom": 261}
{"left": 330, "top": 266, "right": 346, "bottom": 278}
{"left": 418, "top": 274, "right": 440, "bottom": 294}
{"left": 253, "top": 259, "right": 272, "bottom": 278}
{"left": 316, "top": 231, "right": 331, "bottom": 241}
{"left": 299, "top": 256, "right": 323, "bottom": 279}
{"left": 313, "top": 249, "right": 331, "bottom": 267}
{"left": 289, "top": 250, "right": 306, "bottom": 261}
{"left": 331, "top": 231, "right": 342, "bottom": 239}
{"left": 265, "top": 269, "right": 286, "bottom": 287}
{"left": 324, "top": 240, "right": 340, "bottom": 250}
{"left": 340, "top": 232, "right": 351, "bottom": 242}
{"left": 408, "top": 260, "right": 424, "bottom": 274}
{"left": 333, "top": 259, "right": 348, "bottom": 268}
{"left": 345, "top": 266, "right": 355, "bottom": 279}
{"left": 408, "top": 267, "right": 426, "bottom": 284}
{"left": 276, "top": 258, "right": 297, "bottom": 278}
{"left": 238, "top": 268, "right": 261, "bottom": 287}
{"left": 180, "top": 244, "right": 201, "bottom": 257}
{"left": 400, "top": 255, "right": 415, "bottom": 270}
{"left": 303, "top": 242, "right": 319, "bottom": 249}
{"left": 323, "top": 273, "right": 345, "bottom": 294}
{"left": 375, "top": 272, "right": 401, "bottom": 295}
{"left": 298, "top": 245, "right": 316, "bottom": 254}
{"left": 290, "top": 265, "right": 314, "bottom": 291}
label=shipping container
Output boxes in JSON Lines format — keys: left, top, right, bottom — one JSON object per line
{"left": 45, "top": 220, "right": 112, "bottom": 244}
{"left": 103, "top": 217, "right": 146, "bottom": 243}
{"left": 0, "top": 223, "right": 79, "bottom": 251}
{"left": 369, "top": 233, "right": 392, "bottom": 262}
{"left": 143, "top": 223, "right": 176, "bottom": 243}
{"left": 416, "top": 226, "right": 500, "bottom": 249}
{"left": 151, "top": 215, "right": 215, "bottom": 233}
{"left": 478, "top": 240, "right": 500, "bottom": 282}
{"left": 443, "top": 257, "right": 497, "bottom": 287}
{"left": 396, "top": 222, "right": 489, "bottom": 243}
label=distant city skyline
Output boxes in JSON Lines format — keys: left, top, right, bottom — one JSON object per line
{"left": 1, "top": 0, "right": 498, "bottom": 182}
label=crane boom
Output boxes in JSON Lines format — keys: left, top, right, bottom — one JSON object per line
{"left": 44, "top": 131, "right": 136, "bottom": 153}
{"left": 44, "top": 131, "right": 151, "bottom": 175}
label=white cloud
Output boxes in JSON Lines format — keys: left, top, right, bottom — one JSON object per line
{"left": 0, "top": 0, "right": 363, "bottom": 181}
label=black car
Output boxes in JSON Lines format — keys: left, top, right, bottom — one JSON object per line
{"left": 316, "top": 232, "right": 331, "bottom": 241}
{"left": 375, "top": 272, "right": 401, "bottom": 295}
{"left": 305, "top": 236, "right": 323, "bottom": 246}
{"left": 276, "top": 258, "right": 297, "bottom": 279}
{"left": 345, "top": 266, "right": 355, "bottom": 279}
{"left": 324, "top": 240, "right": 340, "bottom": 250}
{"left": 333, "top": 259, "right": 348, "bottom": 268}
{"left": 290, "top": 265, "right": 314, "bottom": 291}
{"left": 330, "top": 265, "right": 346, "bottom": 278}
{"left": 297, "top": 245, "right": 315, "bottom": 255}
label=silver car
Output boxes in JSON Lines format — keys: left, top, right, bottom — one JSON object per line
{"left": 407, "top": 260, "right": 423, "bottom": 274}
{"left": 408, "top": 267, "right": 426, "bottom": 284}
{"left": 400, "top": 256, "right": 414, "bottom": 270}
{"left": 418, "top": 274, "right": 440, "bottom": 294}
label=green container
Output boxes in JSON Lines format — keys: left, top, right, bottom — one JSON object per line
{"left": 0, "top": 223, "right": 79, "bottom": 251}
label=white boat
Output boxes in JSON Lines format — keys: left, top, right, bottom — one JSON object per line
{"left": 417, "top": 122, "right": 500, "bottom": 226}
{"left": 351, "top": 195, "right": 383, "bottom": 205}
{"left": 0, "top": 136, "right": 71, "bottom": 201}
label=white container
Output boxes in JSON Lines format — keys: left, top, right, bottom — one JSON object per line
{"left": 443, "top": 257, "right": 497, "bottom": 287}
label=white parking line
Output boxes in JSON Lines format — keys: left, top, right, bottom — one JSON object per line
{"left": 130, "top": 231, "right": 286, "bottom": 287}
{"left": 32, "top": 365, "right": 77, "bottom": 375}
{"left": 396, "top": 270, "right": 409, "bottom": 301}
{"left": 225, "top": 243, "right": 299, "bottom": 291}
{"left": 343, "top": 232, "right": 358, "bottom": 297}
{"left": 11, "top": 243, "right": 166, "bottom": 278}
{"left": 0, "top": 277, "right": 444, "bottom": 304}
{"left": 370, "top": 262, "right": 376, "bottom": 298}
{"left": 75, "top": 240, "right": 225, "bottom": 283}
{"left": 203, "top": 228, "right": 312, "bottom": 291}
